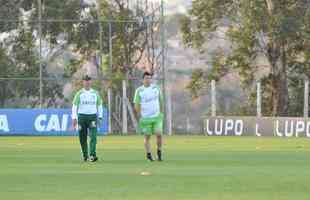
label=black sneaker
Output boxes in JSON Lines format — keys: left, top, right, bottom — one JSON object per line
{"left": 89, "top": 156, "right": 98, "bottom": 162}
{"left": 157, "top": 150, "right": 163, "bottom": 161}
{"left": 83, "top": 157, "right": 88, "bottom": 162}
{"left": 146, "top": 153, "right": 154, "bottom": 162}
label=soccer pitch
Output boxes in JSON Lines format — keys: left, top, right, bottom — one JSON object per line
{"left": 0, "top": 136, "right": 309, "bottom": 200}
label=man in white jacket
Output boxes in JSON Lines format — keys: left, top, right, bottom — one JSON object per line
{"left": 72, "top": 75, "right": 103, "bottom": 162}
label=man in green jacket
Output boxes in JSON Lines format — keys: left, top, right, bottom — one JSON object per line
{"left": 72, "top": 75, "right": 103, "bottom": 162}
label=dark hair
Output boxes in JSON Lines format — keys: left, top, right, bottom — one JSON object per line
{"left": 143, "top": 71, "right": 153, "bottom": 78}
{"left": 82, "top": 74, "right": 92, "bottom": 81}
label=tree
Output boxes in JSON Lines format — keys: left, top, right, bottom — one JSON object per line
{"left": 0, "top": 1, "right": 64, "bottom": 107}
{"left": 181, "top": 0, "right": 310, "bottom": 116}
{"left": 0, "top": 31, "right": 64, "bottom": 107}
{"left": 0, "top": 0, "right": 160, "bottom": 108}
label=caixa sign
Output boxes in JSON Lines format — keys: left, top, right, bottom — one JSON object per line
{"left": 204, "top": 117, "right": 310, "bottom": 137}
{"left": 0, "top": 109, "right": 108, "bottom": 135}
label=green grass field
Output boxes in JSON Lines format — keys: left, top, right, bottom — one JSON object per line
{"left": 0, "top": 136, "right": 310, "bottom": 200}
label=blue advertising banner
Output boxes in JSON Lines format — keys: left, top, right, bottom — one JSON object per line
{"left": 0, "top": 109, "right": 108, "bottom": 135}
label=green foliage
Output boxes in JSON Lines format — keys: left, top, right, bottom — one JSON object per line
{"left": 0, "top": 0, "right": 156, "bottom": 107}
{"left": 181, "top": 0, "right": 310, "bottom": 116}
{"left": 0, "top": 0, "right": 33, "bottom": 31}
{"left": 186, "top": 69, "right": 205, "bottom": 99}
{"left": 100, "top": 54, "right": 109, "bottom": 74}
{"left": 63, "top": 59, "right": 82, "bottom": 78}
{"left": 0, "top": 24, "right": 63, "bottom": 107}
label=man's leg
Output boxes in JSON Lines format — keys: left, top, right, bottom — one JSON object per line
{"left": 156, "top": 134, "right": 163, "bottom": 161}
{"left": 154, "top": 115, "right": 163, "bottom": 161}
{"left": 78, "top": 116, "right": 88, "bottom": 161}
{"left": 140, "top": 117, "right": 154, "bottom": 161}
{"left": 144, "top": 135, "right": 151, "bottom": 153}
{"left": 144, "top": 135, "right": 154, "bottom": 161}
{"left": 88, "top": 116, "right": 98, "bottom": 162}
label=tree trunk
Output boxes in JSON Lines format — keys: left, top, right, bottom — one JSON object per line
{"left": 265, "top": 0, "right": 289, "bottom": 116}
{"left": 268, "top": 42, "right": 289, "bottom": 116}
{"left": 0, "top": 81, "right": 7, "bottom": 107}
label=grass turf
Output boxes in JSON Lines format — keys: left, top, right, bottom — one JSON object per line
{"left": 0, "top": 136, "right": 309, "bottom": 200}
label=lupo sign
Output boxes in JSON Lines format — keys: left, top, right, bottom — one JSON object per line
{"left": 204, "top": 117, "right": 310, "bottom": 137}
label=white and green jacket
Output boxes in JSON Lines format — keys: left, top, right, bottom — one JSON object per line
{"left": 72, "top": 88, "right": 103, "bottom": 120}
{"left": 134, "top": 84, "right": 163, "bottom": 118}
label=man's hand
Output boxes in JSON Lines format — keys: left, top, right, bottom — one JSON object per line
{"left": 72, "top": 119, "right": 77, "bottom": 130}
{"left": 98, "top": 118, "right": 103, "bottom": 126}
{"left": 135, "top": 104, "right": 141, "bottom": 119}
